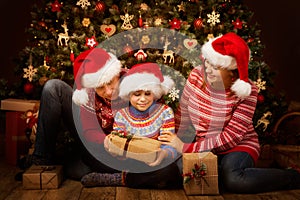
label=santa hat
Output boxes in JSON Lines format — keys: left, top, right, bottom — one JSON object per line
{"left": 201, "top": 32, "right": 251, "bottom": 98}
{"left": 119, "top": 63, "right": 174, "bottom": 100}
{"left": 72, "top": 48, "right": 122, "bottom": 105}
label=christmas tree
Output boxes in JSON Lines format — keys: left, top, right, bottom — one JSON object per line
{"left": 6, "top": 0, "right": 287, "bottom": 144}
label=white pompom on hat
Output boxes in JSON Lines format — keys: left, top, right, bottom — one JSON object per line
{"left": 72, "top": 48, "right": 122, "bottom": 105}
{"left": 119, "top": 62, "right": 174, "bottom": 100}
{"left": 201, "top": 32, "right": 252, "bottom": 98}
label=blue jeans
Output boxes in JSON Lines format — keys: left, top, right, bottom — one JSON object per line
{"left": 219, "top": 151, "right": 300, "bottom": 193}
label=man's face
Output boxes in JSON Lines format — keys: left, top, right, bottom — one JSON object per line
{"left": 95, "top": 75, "right": 120, "bottom": 100}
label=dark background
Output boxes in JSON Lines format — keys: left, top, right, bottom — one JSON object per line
{"left": 1, "top": 1, "right": 300, "bottom": 102}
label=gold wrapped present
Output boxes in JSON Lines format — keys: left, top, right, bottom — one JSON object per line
{"left": 107, "top": 133, "right": 161, "bottom": 163}
{"left": 183, "top": 152, "right": 219, "bottom": 195}
{"left": 23, "top": 165, "right": 63, "bottom": 189}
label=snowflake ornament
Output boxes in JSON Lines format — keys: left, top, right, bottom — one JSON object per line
{"left": 207, "top": 11, "right": 220, "bottom": 26}
{"left": 254, "top": 78, "right": 266, "bottom": 93}
{"left": 23, "top": 65, "right": 38, "bottom": 82}
{"left": 168, "top": 87, "right": 180, "bottom": 101}
{"left": 76, "top": 0, "right": 91, "bottom": 9}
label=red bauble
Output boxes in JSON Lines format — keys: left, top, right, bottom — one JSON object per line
{"left": 138, "top": 17, "right": 143, "bottom": 27}
{"left": 193, "top": 18, "right": 203, "bottom": 29}
{"left": 24, "top": 82, "right": 34, "bottom": 94}
{"left": 257, "top": 94, "right": 265, "bottom": 103}
{"left": 95, "top": 1, "right": 105, "bottom": 12}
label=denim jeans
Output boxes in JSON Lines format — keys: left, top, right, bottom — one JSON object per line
{"left": 219, "top": 151, "right": 300, "bottom": 193}
{"left": 33, "top": 79, "right": 78, "bottom": 160}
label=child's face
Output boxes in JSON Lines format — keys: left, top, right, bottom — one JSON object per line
{"left": 129, "top": 90, "right": 154, "bottom": 111}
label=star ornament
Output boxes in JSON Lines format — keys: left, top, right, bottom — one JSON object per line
{"left": 51, "top": 0, "right": 63, "bottom": 12}
{"left": 232, "top": 18, "right": 243, "bottom": 29}
{"left": 85, "top": 36, "right": 98, "bottom": 48}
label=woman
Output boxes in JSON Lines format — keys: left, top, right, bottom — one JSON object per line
{"left": 159, "top": 32, "right": 300, "bottom": 193}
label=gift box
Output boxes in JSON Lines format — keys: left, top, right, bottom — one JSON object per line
{"left": 5, "top": 111, "right": 30, "bottom": 165}
{"left": 107, "top": 134, "right": 161, "bottom": 163}
{"left": 182, "top": 152, "right": 219, "bottom": 195}
{"left": 23, "top": 165, "right": 63, "bottom": 189}
{"left": 1, "top": 98, "right": 39, "bottom": 112}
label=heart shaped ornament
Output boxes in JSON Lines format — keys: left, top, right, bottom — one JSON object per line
{"left": 100, "top": 24, "right": 116, "bottom": 36}
{"left": 183, "top": 39, "right": 198, "bottom": 49}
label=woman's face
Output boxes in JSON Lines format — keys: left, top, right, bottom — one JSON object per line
{"left": 204, "top": 59, "right": 235, "bottom": 89}
{"left": 95, "top": 75, "right": 120, "bottom": 100}
{"left": 129, "top": 90, "right": 154, "bottom": 112}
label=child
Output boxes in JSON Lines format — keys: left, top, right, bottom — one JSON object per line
{"left": 106, "top": 62, "right": 177, "bottom": 166}
{"left": 81, "top": 62, "right": 182, "bottom": 188}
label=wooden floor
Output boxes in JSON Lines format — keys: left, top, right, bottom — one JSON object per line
{"left": 1, "top": 132, "right": 300, "bottom": 200}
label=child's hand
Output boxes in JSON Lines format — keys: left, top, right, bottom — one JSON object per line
{"left": 146, "top": 149, "right": 168, "bottom": 167}
{"left": 158, "top": 131, "right": 184, "bottom": 153}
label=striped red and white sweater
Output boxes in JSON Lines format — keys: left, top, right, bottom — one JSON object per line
{"left": 113, "top": 103, "right": 177, "bottom": 159}
{"left": 175, "top": 66, "right": 260, "bottom": 162}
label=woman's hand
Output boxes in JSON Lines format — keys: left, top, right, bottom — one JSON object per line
{"left": 158, "top": 131, "right": 184, "bottom": 153}
{"left": 146, "top": 149, "right": 168, "bottom": 167}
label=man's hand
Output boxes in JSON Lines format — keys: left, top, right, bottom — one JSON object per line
{"left": 146, "top": 149, "right": 168, "bottom": 167}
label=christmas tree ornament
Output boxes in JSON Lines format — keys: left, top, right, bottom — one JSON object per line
{"left": 100, "top": 24, "right": 116, "bottom": 36}
{"left": 257, "top": 94, "right": 265, "bottom": 104}
{"left": 232, "top": 18, "right": 243, "bottom": 29}
{"left": 51, "top": 0, "right": 62, "bottom": 12}
{"left": 177, "top": 1, "right": 185, "bottom": 12}
{"left": 120, "top": 12, "right": 134, "bottom": 30}
{"left": 134, "top": 49, "right": 147, "bottom": 61}
{"left": 183, "top": 38, "right": 198, "bottom": 50}
{"left": 154, "top": 17, "right": 163, "bottom": 26}
{"left": 123, "top": 44, "right": 133, "bottom": 56}
{"left": 138, "top": 11, "right": 143, "bottom": 27}
{"left": 57, "top": 22, "right": 70, "bottom": 46}
{"left": 95, "top": 1, "right": 105, "bottom": 12}
{"left": 140, "top": 3, "right": 149, "bottom": 11}
{"left": 24, "top": 82, "right": 34, "bottom": 94}
{"left": 23, "top": 54, "right": 37, "bottom": 82}
{"left": 193, "top": 17, "right": 203, "bottom": 29}
{"left": 141, "top": 35, "right": 150, "bottom": 45}
{"left": 39, "top": 76, "right": 49, "bottom": 86}
{"left": 76, "top": 0, "right": 91, "bottom": 9}
{"left": 162, "top": 39, "right": 175, "bottom": 63}
{"left": 169, "top": 18, "right": 181, "bottom": 29}
{"left": 207, "top": 10, "right": 220, "bottom": 26}
{"left": 82, "top": 18, "right": 91, "bottom": 27}
{"left": 70, "top": 50, "right": 75, "bottom": 62}
{"left": 85, "top": 36, "right": 98, "bottom": 48}
{"left": 255, "top": 111, "right": 272, "bottom": 131}
{"left": 42, "top": 59, "right": 50, "bottom": 70}
{"left": 254, "top": 67, "right": 266, "bottom": 93}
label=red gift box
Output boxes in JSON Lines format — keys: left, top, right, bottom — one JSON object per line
{"left": 5, "top": 111, "right": 30, "bottom": 165}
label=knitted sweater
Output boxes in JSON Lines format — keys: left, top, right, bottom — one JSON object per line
{"left": 113, "top": 103, "right": 177, "bottom": 159}
{"left": 79, "top": 89, "right": 126, "bottom": 144}
{"left": 175, "top": 66, "right": 260, "bottom": 163}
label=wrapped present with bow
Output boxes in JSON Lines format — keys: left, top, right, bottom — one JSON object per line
{"left": 182, "top": 152, "right": 219, "bottom": 195}
{"left": 23, "top": 165, "right": 63, "bottom": 189}
{"left": 107, "top": 131, "right": 162, "bottom": 163}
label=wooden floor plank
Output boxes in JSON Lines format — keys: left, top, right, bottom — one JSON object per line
{"left": 187, "top": 195, "right": 224, "bottom": 200}
{"left": 151, "top": 189, "right": 188, "bottom": 200}
{"left": 80, "top": 186, "right": 115, "bottom": 200}
{"left": 42, "top": 179, "right": 83, "bottom": 200}
{"left": 116, "top": 187, "right": 151, "bottom": 200}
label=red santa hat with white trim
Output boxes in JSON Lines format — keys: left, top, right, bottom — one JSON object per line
{"left": 119, "top": 62, "right": 174, "bottom": 100}
{"left": 201, "top": 32, "right": 252, "bottom": 98}
{"left": 72, "top": 48, "right": 122, "bottom": 105}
